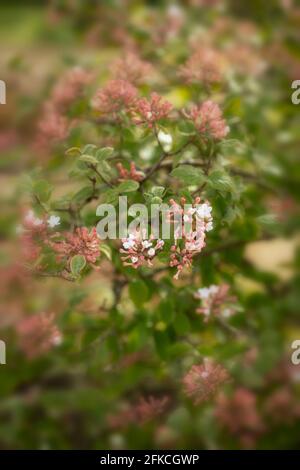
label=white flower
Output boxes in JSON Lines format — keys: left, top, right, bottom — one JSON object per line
{"left": 52, "top": 333, "right": 63, "bottom": 346}
{"left": 25, "top": 210, "right": 43, "bottom": 226}
{"left": 140, "top": 144, "right": 154, "bottom": 161}
{"left": 206, "top": 221, "right": 213, "bottom": 232}
{"left": 147, "top": 248, "right": 156, "bottom": 257}
{"left": 157, "top": 130, "right": 173, "bottom": 152}
{"left": 222, "top": 308, "right": 232, "bottom": 318}
{"left": 197, "top": 287, "right": 211, "bottom": 299}
{"left": 123, "top": 239, "right": 135, "bottom": 249}
{"left": 131, "top": 256, "right": 138, "bottom": 264}
{"left": 209, "top": 285, "right": 219, "bottom": 295}
{"left": 196, "top": 203, "right": 212, "bottom": 219}
{"left": 47, "top": 215, "right": 61, "bottom": 228}
{"left": 142, "top": 240, "right": 152, "bottom": 249}
{"left": 123, "top": 234, "right": 136, "bottom": 249}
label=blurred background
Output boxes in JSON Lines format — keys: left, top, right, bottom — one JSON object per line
{"left": 0, "top": 0, "right": 300, "bottom": 450}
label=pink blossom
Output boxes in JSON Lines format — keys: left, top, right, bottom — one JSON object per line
{"left": 215, "top": 388, "right": 265, "bottom": 448}
{"left": 16, "top": 312, "right": 62, "bottom": 359}
{"left": 52, "top": 66, "right": 93, "bottom": 111}
{"left": 49, "top": 227, "right": 101, "bottom": 266}
{"left": 116, "top": 162, "right": 145, "bottom": 182}
{"left": 131, "top": 92, "right": 173, "bottom": 128}
{"left": 120, "top": 230, "right": 164, "bottom": 269}
{"left": 168, "top": 197, "right": 213, "bottom": 279}
{"left": 135, "top": 396, "right": 169, "bottom": 424}
{"left": 183, "top": 358, "right": 229, "bottom": 404}
{"left": 263, "top": 387, "right": 300, "bottom": 424}
{"left": 36, "top": 109, "right": 70, "bottom": 147}
{"left": 110, "top": 52, "right": 154, "bottom": 85}
{"left": 108, "top": 395, "right": 169, "bottom": 429}
{"left": 19, "top": 210, "right": 48, "bottom": 263}
{"left": 194, "top": 284, "right": 237, "bottom": 321}
{"left": 184, "top": 100, "right": 229, "bottom": 140}
{"left": 179, "top": 47, "right": 223, "bottom": 85}
{"left": 92, "top": 79, "right": 137, "bottom": 115}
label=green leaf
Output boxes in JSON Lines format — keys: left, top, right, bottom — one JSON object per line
{"left": 32, "top": 180, "right": 53, "bottom": 203}
{"left": 151, "top": 186, "right": 165, "bottom": 197}
{"left": 208, "top": 170, "right": 234, "bottom": 192}
{"left": 99, "top": 244, "right": 112, "bottom": 260}
{"left": 95, "top": 147, "right": 114, "bottom": 161}
{"left": 118, "top": 180, "right": 140, "bottom": 193}
{"left": 81, "top": 144, "right": 97, "bottom": 155}
{"left": 79, "top": 154, "right": 98, "bottom": 165}
{"left": 65, "top": 146, "right": 81, "bottom": 156}
{"left": 171, "top": 165, "right": 206, "bottom": 185}
{"left": 129, "top": 280, "right": 149, "bottom": 307}
{"left": 73, "top": 186, "right": 93, "bottom": 203}
{"left": 70, "top": 255, "right": 86, "bottom": 277}
{"left": 98, "top": 160, "right": 112, "bottom": 180}
{"left": 102, "top": 188, "right": 119, "bottom": 204}
{"left": 173, "top": 313, "right": 191, "bottom": 334}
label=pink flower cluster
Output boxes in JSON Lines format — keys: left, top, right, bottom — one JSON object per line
{"left": 108, "top": 395, "right": 169, "bottom": 429}
{"left": 37, "top": 111, "right": 69, "bottom": 147}
{"left": 194, "top": 284, "right": 237, "bottom": 321}
{"left": 50, "top": 227, "right": 101, "bottom": 266}
{"left": 120, "top": 230, "right": 164, "bottom": 269}
{"left": 183, "top": 358, "right": 229, "bottom": 405}
{"left": 184, "top": 100, "right": 229, "bottom": 140}
{"left": 18, "top": 210, "right": 60, "bottom": 264}
{"left": 52, "top": 67, "right": 93, "bottom": 112}
{"left": 131, "top": 92, "right": 173, "bottom": 128}
{"left": 179, "top": 47, "right": 223, "bottom": 85}
{"left": 116, "top": 162, "right": 145, "bottom": 182}
{"left": 168, "top": 197, "right": 213, "bottom": 279}
{"left": 110, "top": 51, "right": 154, "bottom": 85}
{"left": 16, "top": 312, "right": 62, "bottom": 359}
{"left": 93, "top": 79, "right": 137, "bottom": 115}
{"left": 36, "top": 67, "right": 92, "bottom": 150}
{"left": 215, "top": 388, "right": 265, "bottom": 448}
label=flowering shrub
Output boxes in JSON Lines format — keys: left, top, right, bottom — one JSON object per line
{"left": 1, "top": 0, "right": 300, "bottom": 451}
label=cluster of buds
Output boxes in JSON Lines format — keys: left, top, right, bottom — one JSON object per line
{"left": 131, "top": 92, "right": 173, "bottom": 128}
{"left": 116, "top": 162, "right": 145, "bottom": 182}
{"left": 120, "top": 230, "right": 164, "bottom": 268}
{"left": 183, "top": 358, "right": 229, "bottom": 405}
{"left": 18, "top": 210, "right": 60, "bottom": 263}
{"left": 110, "top": 51, "right": 154, "bottom": 86}
{"left": 108, "top": 395, "right": 169, "bottom": 429}
{"left": 215, "top": 388, "right": 265, "bottom": 448}
{"left": 16, "top": 312, "right": 62, "bottom": 359}
{"left": 36, "top": 110, "right": 70, "bottom": 148}
{"left": 194, "top": 284, "right": 238, "bottom": 321}
{"left": 184, "top": 100, "right": 229, "bottom": 141}
{"left": 179, "top": 47, "right": 223, "bottom": 85}
{"left": 51, "top": 66, "right": 93, "bottom": 112}
{"left": 92, "top": 79, "right": 137, "bottom": 116}
{"left": 49, "top": 227, "right": 101, "bottom": 266}
{"left": 36, "top": 67, "right": 92, "bottom": 151}
{"left": 168, "top": 197, "right": 213, "bottom": 279}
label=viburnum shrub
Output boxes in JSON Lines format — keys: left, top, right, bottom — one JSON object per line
{"left": 1, "top": 0, "right": 300, "bottom": 451}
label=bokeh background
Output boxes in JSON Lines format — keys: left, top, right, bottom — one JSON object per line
{"left": 0, "top": 0, "right": 300, "bottom": 450}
